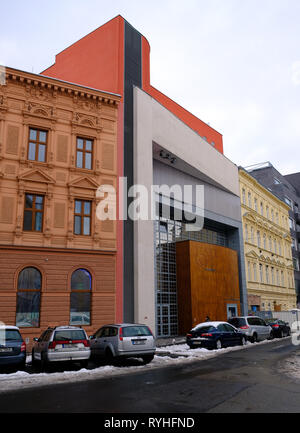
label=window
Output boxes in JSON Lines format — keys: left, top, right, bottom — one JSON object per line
{"left": 293, "top": 258, "right": 299, "bottom": 272}
{"left": 259, "top": 264, "right": 263, "bottom": 282}
{"left": 254, "top": 198, "right": 258, "bottom": 212}
{"left": 266, "top": 206, "right": 269, "bottom": 219}
{"left": 269, "top": 236, "right": 272, "bottom": 252}
{"left": 244, "top": 224, "right": 248, "bottom": 242}
{"left": 253, "top": 263, "right": 257, "bottom": 281}
{"left": 248, "top": 192, "right": 252, "bottom": 208}
{"left": 266, "top": 266, "right": 269, "bottom": 284}
{"left": 289, "top": 218, "right": 295, "bottom": 230}
{"left": 281, "top": 271, "right": 285, "bottom": 287}
{"left": 260, "top": 202, "right": 264, "bottom": 216}
{"left": 74, "top": 200, "right": 91, "bottom": 236}
{"left": 263, "top": 233, "right": 267, "bottom": 250}
{"left": 276, "top": 269, "right": 280, "bottom": 285}
{"left": 70, "top": 269, "right": 92, "bottom": 325}
{"left": 76, "top": 137, "right": 93, "bottom": 170}
{"left": 292, "top": 238, "right": 297, "bottom": 250}
{"left": 28, "top": 128, "right": 47, "bottom": 162}
{"left": 16, "top": 267, "right": 41, "bottom": 327}
{"left": 257, "top": 231, "right": 261, "bottom": 248}
{"left": 23, "top": 194, "right": 44, "bottom": 232}
{"left": 271, "top": 267, "right": 275, "bottom": 285}
{"left": 274, "top": 177, "right": 281, "bottom": 185}
{"left": 242, "top": 189, "right": 246, "bottom": 205}
{"left": 284, "top": 197, "right": 293, "bottom": 209}
{"left": 248, "top": 261, "right": 251, "bottom": 280}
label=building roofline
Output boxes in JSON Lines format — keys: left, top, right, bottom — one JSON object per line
{"left": 239, "top": 166, "right": 291, "bottom": 211}
{"left": 2, "top": 66, "right": 121, "bottom": 102}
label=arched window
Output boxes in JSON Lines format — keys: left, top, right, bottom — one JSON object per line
{"left": 16, "top": 267, "right": 41, "bottom": 327}
{"left": 70, "top": 269, "right": 92, "bottom": 325}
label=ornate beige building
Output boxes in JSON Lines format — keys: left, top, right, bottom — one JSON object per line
{"left": 0, "top": 67, "right": 120, "bottom": 347}
{"left": 239, "top": 168, "right": 297, "bottom": 312}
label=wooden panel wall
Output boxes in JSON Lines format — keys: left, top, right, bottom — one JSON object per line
{"left": 176, "top": 241, "right": 241, "bottom": 334}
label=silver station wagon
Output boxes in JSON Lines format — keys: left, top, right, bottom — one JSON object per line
{"left": 32, "top": 326, "right": 91, "bottom": 369}
{"left": 90, "top": 323, "right": 156, "bottom": 364}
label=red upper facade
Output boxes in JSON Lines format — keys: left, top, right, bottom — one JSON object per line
{"left": 42, "top": 15, "right": 223, "bottom": 153}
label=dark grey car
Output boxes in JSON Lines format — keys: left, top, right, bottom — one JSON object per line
{"left": 90, "top": 323, "right": 156, "bottom": 364}
{"left": 0, "top": 326, "right": 26, "bottom": 370}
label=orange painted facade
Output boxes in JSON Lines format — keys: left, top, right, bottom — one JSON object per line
{"left": 0, "top": 67, "right": 120, "bottom": 347}
{"left": 43, "top": 16, "right": 223, "bottom": 154}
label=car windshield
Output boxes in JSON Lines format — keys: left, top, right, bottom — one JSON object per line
{"left": 122, "top": 326, "right": 152, "bottom": 337}
{"left": 54, "top": 330, "right": 86, "bottom": 341}
{"left": 0, "top": 329, "right": 22, "bottom": 342}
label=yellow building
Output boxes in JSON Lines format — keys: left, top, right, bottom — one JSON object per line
{"left": 239, "top": 168, "right": 297, "bottom": 312}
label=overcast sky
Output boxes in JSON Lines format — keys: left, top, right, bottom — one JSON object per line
{"left": 1, "top": 0, "right": 299, "bottom": 175}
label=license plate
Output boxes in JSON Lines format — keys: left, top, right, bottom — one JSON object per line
{"left": 132, "top": 340, "right": 145, "bottom": 345}
{"left": 62, "top": 344, "right": 77, "bottom": 349}
{"left": 0, "top": 347, "right": 13, "bottom": 352}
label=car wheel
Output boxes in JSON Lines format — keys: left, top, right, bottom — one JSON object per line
{"left": 105, "top": 348, "right": 114, "bottom": 365}
{"left": 142, "top": 355, "right": 154, "bottom": 364}
{"left": 269, "top": 331, "right": 274, "bottom": 340}
{"left": 40, "top": 353, "right": 48, "bottom": 372}
{"left": 287, "top": 329, "right": 291, "bottom": 337}
{"left": 31, "top": 349, "right": 42, "bottom": 370}
{"left": 188, "top": 344, "right": 195, "bottom": 350}
{"left": 251, "top": 333, "right": 258, "bottom": 343}
{"left": 215, "top": 339, "right": 222, "bottom": 350}
{"left": 279, "top": 330, "right": 284, "bottom": 338}
{"left": 19, "top": 360, "right": 26, "bottom": 371}
{"left": 80, "top": 360, "right": 88, "bottom": 369}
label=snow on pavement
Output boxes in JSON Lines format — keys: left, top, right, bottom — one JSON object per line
{"left": 0, "top": 338, "right": 287, "bottom": 394}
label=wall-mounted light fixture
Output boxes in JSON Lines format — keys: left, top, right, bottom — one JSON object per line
{"left": 160, "top": 150, "right": 176, "bottom": 164}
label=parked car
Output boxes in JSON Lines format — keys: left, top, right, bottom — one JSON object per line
{"left": 0, "top": 326, "right": 26, "bottom": 370}
{"left": 265, "top": 318, "right": 291, "bottom": 338}
{"left": 90, "top": 323, "right": 156, "bottom": 364}
{"left": 228, "top": 316, "right": 272, "bottom": 342}
{"left": 32, "top": 326, "right": 90, "bottom": 370}
{"left": 186, "top": 321, "right": 247, "bottom": 350}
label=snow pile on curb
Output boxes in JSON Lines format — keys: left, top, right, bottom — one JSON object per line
{"left": 0, "top": 337, "right": 287, "bottom": 394}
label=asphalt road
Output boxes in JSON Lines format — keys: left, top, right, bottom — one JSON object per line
{"left": 1, "top": 337, "right": 300, "bottom": 413}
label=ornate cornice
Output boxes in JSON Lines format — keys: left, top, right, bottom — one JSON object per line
{"left": 3, "top": 67, "right": 121, "bottom": 107}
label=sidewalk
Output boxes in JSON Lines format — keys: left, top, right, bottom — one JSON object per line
{"left": 155, "top": 336, "right": 186, "bottom": 347}
{"left": 155, "top": 336, "right": 187, "bottom": 358}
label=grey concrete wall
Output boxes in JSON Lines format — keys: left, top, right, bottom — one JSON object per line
{"left": 133, "top": 86, "right": 248, "bottom": 332}
{"left": 153, "top": 159, "right": 241, "bottom": 223}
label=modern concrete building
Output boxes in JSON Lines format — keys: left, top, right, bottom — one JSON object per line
{"left": 246, "top": 163, "right": 300, "bottom": 306}
{"left": 239, "top": 168, "right": 297, "bottom": 312}
{"left": 134, "top": 88, "right": 247, "bottom": 336}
